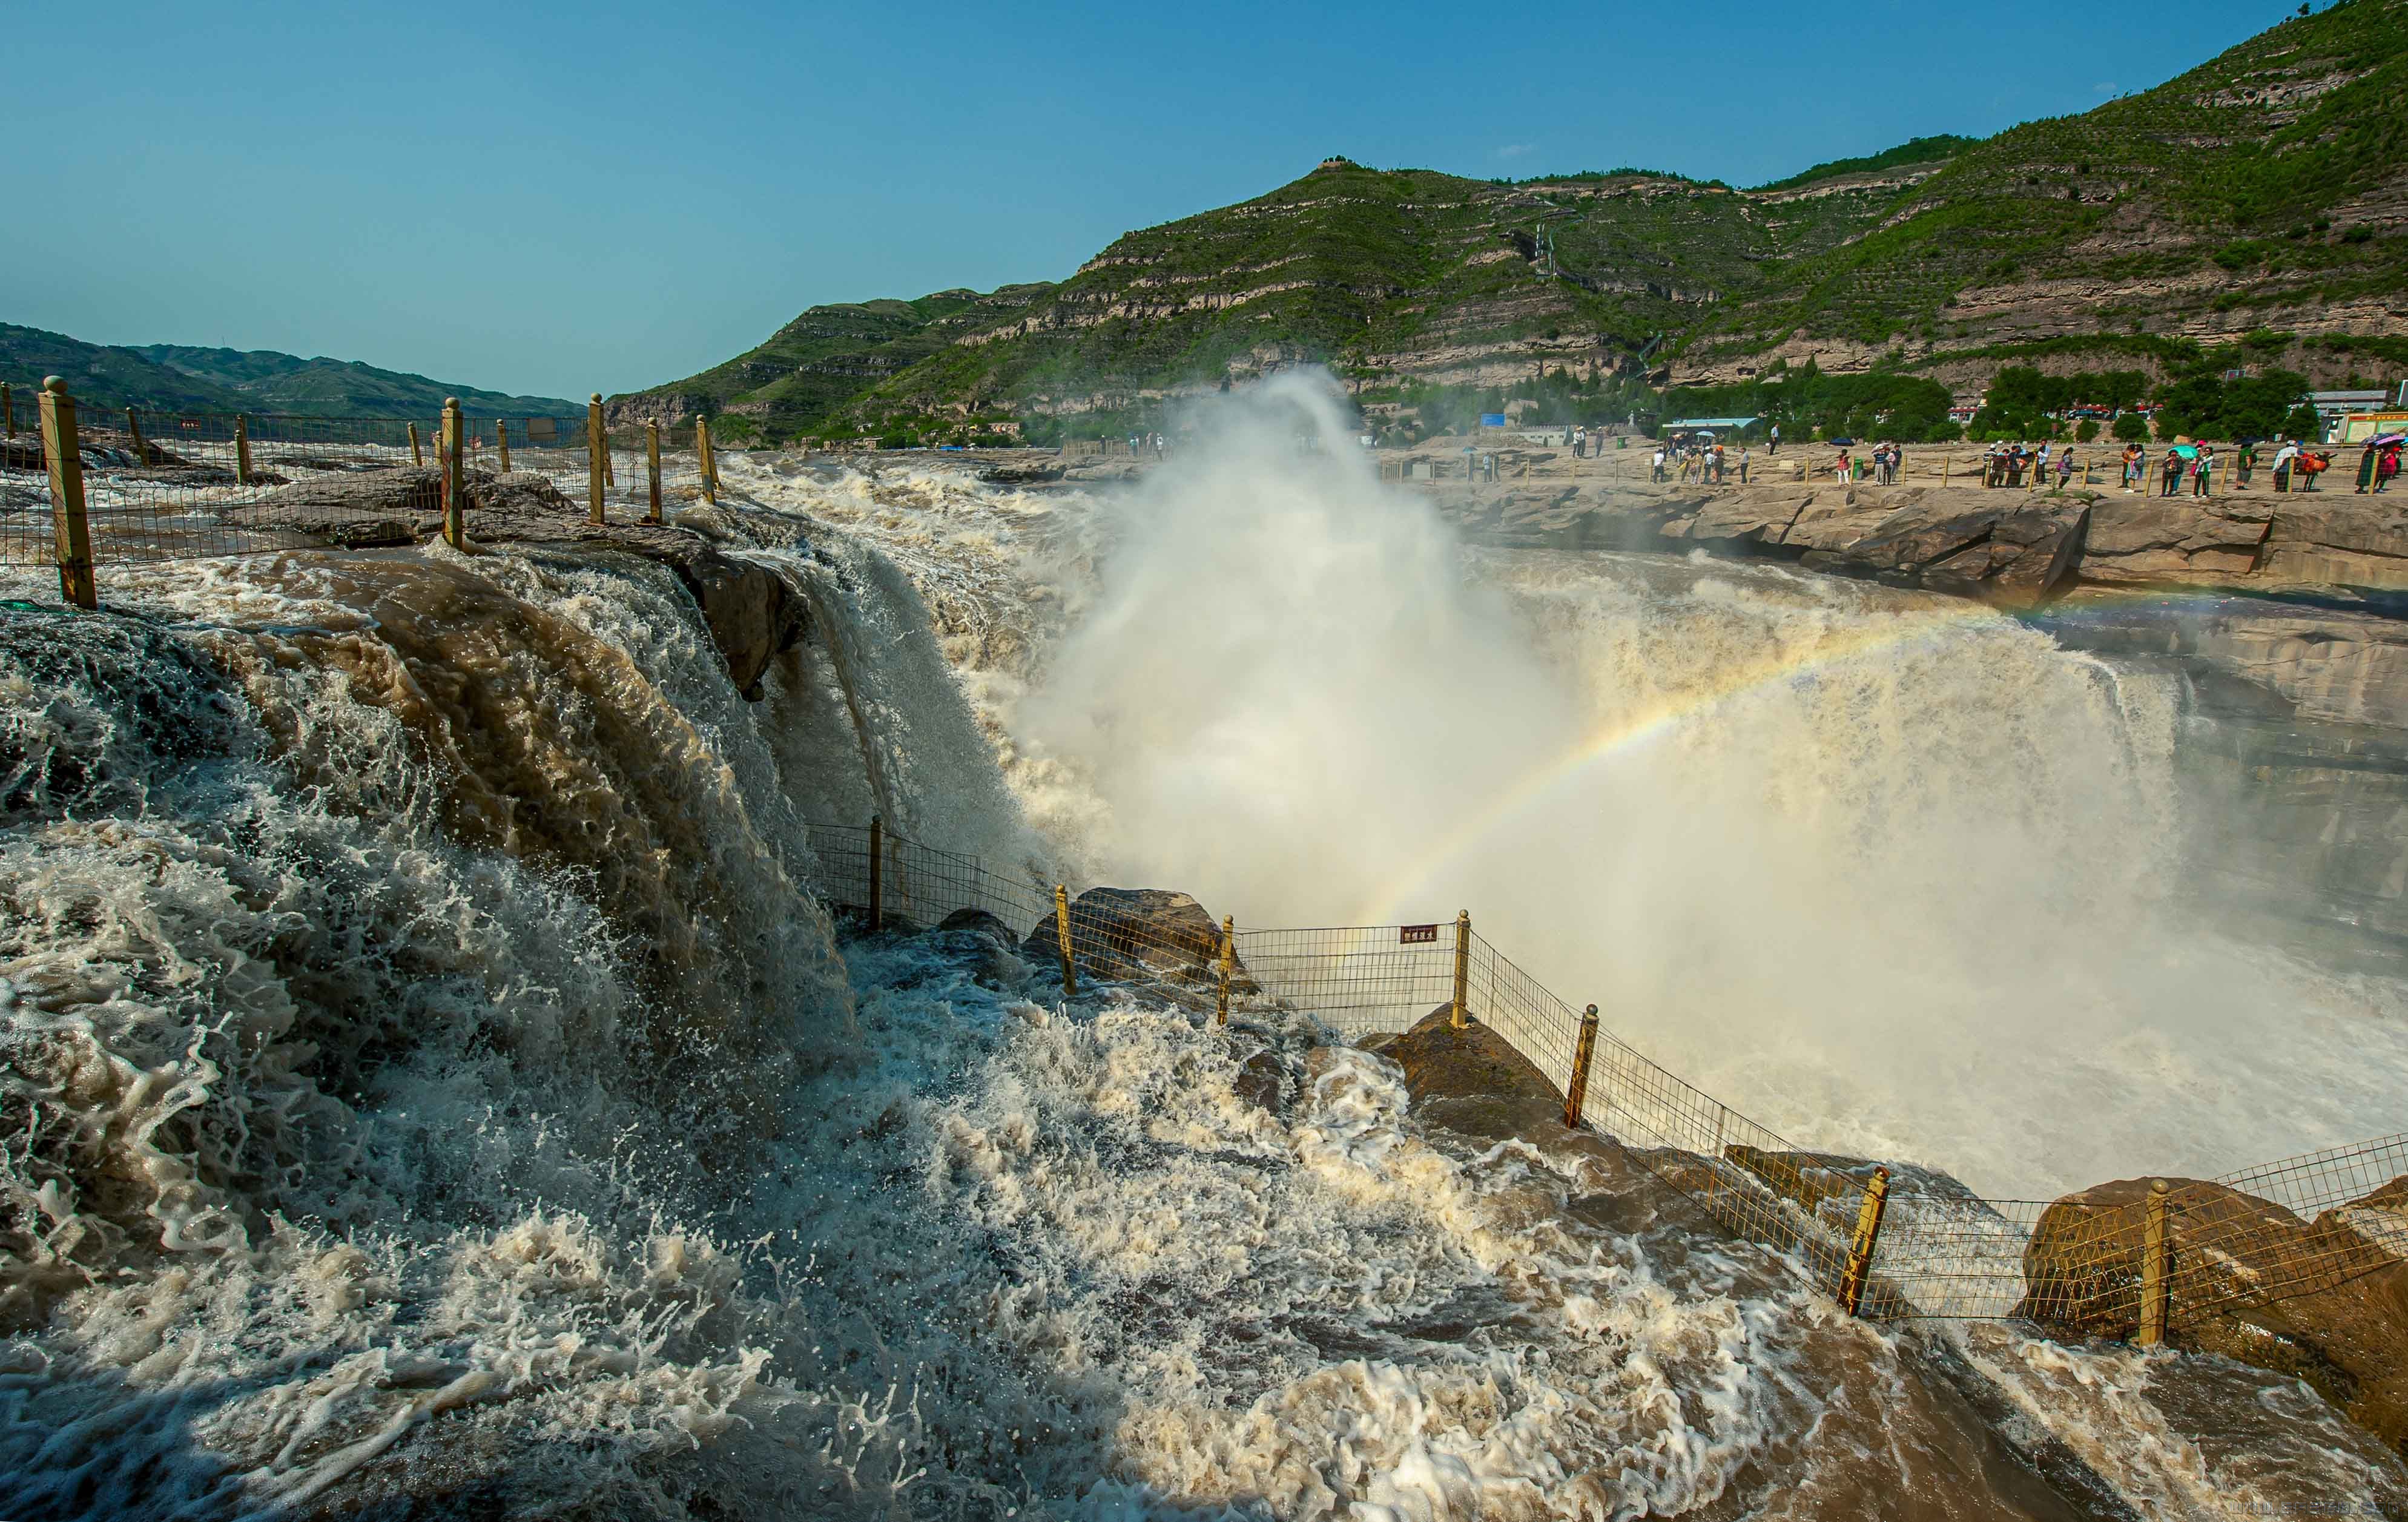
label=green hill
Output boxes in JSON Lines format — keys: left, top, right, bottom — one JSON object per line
{"left": 0, "top": 324, "right": 578, "bottom": 421}
{"left": 632, "top": 0, "right": 2408, "bottom": 441}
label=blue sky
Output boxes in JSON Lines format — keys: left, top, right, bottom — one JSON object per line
{"left": 4, "top": 0, "right": 2307, "bottom": 401}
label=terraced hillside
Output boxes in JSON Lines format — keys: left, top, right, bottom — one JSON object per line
{"left": 1675, "top": 0, "right": 2408, "bottom": 383}
{"left": 629, "top": 1, "right": 2408, "bottom": 441}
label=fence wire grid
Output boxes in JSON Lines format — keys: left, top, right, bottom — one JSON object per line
{"left": 0, "top": 385, "right": 727, "bottom": 578}
{"left": 804, "top": 819, "right": 2408, "bottom": 1339}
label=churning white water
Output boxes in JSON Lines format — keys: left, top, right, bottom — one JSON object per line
{"left": 731, "top": 375, "right": 2408, "bottom": 1203}
{"left": 3, "top": 431, "right": 2403, "bottom": 1516}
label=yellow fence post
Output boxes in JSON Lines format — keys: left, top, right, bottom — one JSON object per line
{"left": 697, "top": 416, "right": 717, "bottom": 504}
{"left": 440, "top": 397, "right": 467, "bottom": 551}
{"left": 1054, "top": 884, "right": 1077, "bottom": 997}
{"left": 406, "top": 420, "right": 423, "bottom": 468}
{"left": 1941, "top": 452, "right": 1951, "bottom": 488}
{"left": 868, "top": 814, "right": 884, "bottom": 934}
{"left": 38, "top": 378, "right": 96, "bottom": 611}
{"left": 1563, "top": 1003, "right": 1601, "bottom": 1129}
{"left": 1451, "top": 910, "right": 1471, "bottom": 1030}
{"left": 124, "top": 407, "right": 147, "bottom": 468}
{"left": 1838, "top": 1165, "right": 1891, "bottom": 1316}
{"left": 586, "top": 394, "right": 607, "bottom": 525}
{"left": 236, "top": 413, "right": 254, "bottom": 484}
{"left": 646, "top": 422, "right": 663, "bottom": 524}
{"left": 2138, "top": 1179, "right": 2171, "bottom": 1347}
{"left": 496, "top": 418, "right": 512, "bottom": 473}
{"left": 1217, "top": 915, "right": 1234, "bottom": 1026}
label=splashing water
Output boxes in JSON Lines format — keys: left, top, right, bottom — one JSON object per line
{"left": 2, "top": 469, "right": 2401, "bottom": 1516}
{"left": 730, "top": 375, "right": 2408, "bottom": 1201}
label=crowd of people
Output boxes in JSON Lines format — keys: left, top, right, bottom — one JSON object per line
{"left": 1649, "top": 438, "right": 1751, "bottom": 484}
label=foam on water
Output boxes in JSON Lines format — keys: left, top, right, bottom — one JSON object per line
{"left": 2, "top": 487, "right": 2401, "bottom": 1514}
{"left": 723, "top": 386, "right": 2408, "bottom": 1202}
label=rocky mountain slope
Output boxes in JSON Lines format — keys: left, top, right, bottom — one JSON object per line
{"left": 0, "top": 323, "right": 579, "bottom": 420}
{"left": 628, "top": 0, "right": 2408, "bottom": 442}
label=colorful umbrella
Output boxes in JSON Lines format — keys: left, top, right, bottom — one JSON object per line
{"left": 2169, "top": 443, "right": 2200, "bottom": 460}
{"left": 2370, "top": 433, "right": 2405, "bottom": 448}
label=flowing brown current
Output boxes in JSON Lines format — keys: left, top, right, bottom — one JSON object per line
{"left": 0, "top": 394, "right": 2403, "bottom": 1517}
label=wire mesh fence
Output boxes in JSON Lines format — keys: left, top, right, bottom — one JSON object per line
{"left": 0, "top": 381, "right": 728, "bottom": 593}
{"left": 803, "top": 814, "right": 2408, "bottom": 1338}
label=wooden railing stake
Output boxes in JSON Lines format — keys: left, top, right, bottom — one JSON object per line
{"left": 1217, "top": 915, "right": 1235, "bottom": 1026}
{"left": 1450, "top": 910, "right": 1471, "bottom": 1030}
{"left": 697, "top": 416, "right": 717, "bottom": 504}
{"left": 2139, "top": 1179, "right": 2171, "bottom": 1346}
{"left": 496, "top": 418, "right": 512, "bottom": 473}
{"left": 1054, "top": 884, "right": 1076, "bottom": 997}
{"left": 236, "top": 413, "right": 254, "bottom": 483}
{"left": 440, "top": 397, "right": 467, "bottom": 550}
{"left": 587, "top": 394, "right": 607, "bottom": 525}
{"left": 124, "top": 407, "right": 148, "bottom": 468}
{"left": 1564, "top": 1003, "right": 1601, "bottom": 1129}
{"left": 646, "top": 422, "right": 663, "bottom": 523}
{"left": 1838, "top": 1165, "right": 1891, "bottom": 1316}
{"left": 406, "top": 420, "right": 423, "bottom": 468}
{"left": 38, "top": 378, "right": 95, "bottom": 610}
{"left": 868, "top": 814, "right": 884, "bottom": 934}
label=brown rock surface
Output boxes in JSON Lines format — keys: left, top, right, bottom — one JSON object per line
{"left": 1021, "top": 886, "right": 1232, "bottom": 986}
{"left": 251, "top": 466, "right": 809, "bottom": 698}
{"left": 2018, "top": 1174, "right": 2408, "bottom": 1453}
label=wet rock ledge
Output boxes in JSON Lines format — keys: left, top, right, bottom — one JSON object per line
{"left": 254, "top": 466, "right": 806, "bottom": 698}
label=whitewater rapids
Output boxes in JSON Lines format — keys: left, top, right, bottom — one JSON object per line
{"left": 722, "top": 386, "right": 2408, "bottom": 1207}
{"left": 0, "top": 387, "right": 2403, "bottom": 1516}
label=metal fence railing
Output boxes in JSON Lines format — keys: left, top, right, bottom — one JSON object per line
{"left": 805, "top": 817, "right": 2408, "bottom": 1342}
{"left": 0, "top": 380, "right": 729, "bottom": 603}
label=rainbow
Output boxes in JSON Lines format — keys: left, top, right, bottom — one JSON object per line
{"left": 1351, "top": 582, "right": 2274, "bottom": 924}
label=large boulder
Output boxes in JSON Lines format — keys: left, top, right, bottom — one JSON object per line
{"left": 1373, "top": 1002, "right": 1566, "bottom": 1141}
{"left": 2018, "top": 1174, "right": 2408, "bottom": 1452}
{"left": 1020, "top": 886, "right": 1233, "bottom": 986}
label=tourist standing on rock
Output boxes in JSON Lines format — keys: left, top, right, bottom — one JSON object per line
{"left": 1769, "top": 423, "right": 1781, "bottom": 454}
{"left": 2273, "top": 440, "right": 2298, "bottom": 492}
{"left": 2033, "top": 441, "right": 2050, "bottom": 489}
{"left": 2357, "top": 440, "right": 2381, "bottom": 493}
{"left": 1739, "top": 445, "right": 1751, "bottom": 483}
{"left": 2377, "top": 441, "right": 2400, "bottom": 493}
{"left": 1651, "top": 444, "right": 1667, "bottom": 483}
{"left": 1832, "top": 446, "right": 1852, "bottom": 485}
{"left": 2192, "top": 446, "right": 2214, "bottom": 498}
{"left": 2236, "top": 440, "right": 2258, "bottom": 489}
{"left": 2058, "top": 448, "right": 2076, "bottom": 489}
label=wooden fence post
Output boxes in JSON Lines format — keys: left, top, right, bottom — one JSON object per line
{"left": 38, "top": 379, "right": 96, "bottom": 610}
{"left": 868, "top": 814, "right": 884, "bottom": 934}
{"left": 646, "top": 422, "right": 663, "bottom": 524}
{"left": 440, "top": 397, "right": 467, "bottom": 550}
{"left": 124, "top": 407, "right": 147, "bottom": 468}
{"left": 496, "top": 418, "right": 512, "bottom": 473}
{"left": 2139, "top": 1179, "right": 2171, "bottom": 1346}
{"left": 1563, "top": 1003, "right": 1601, "bottom": 1129}
{"left": 406, "top": 420, "right": 423, "bottom": 468}
{"left": 697, "top": 416, "right": 717, "bottom": 504}
{"left": 1838, "top": 1165, "right": 1892, "bottom": 1316}
{"left": 1217, "top": 915, "right": 1234, "bottom": 1026}
{"left": 1054, "top": 884, "right": 1077, "bottom": 998}
{"left": 2, "top": 381, "right": 13, "bottom": 438}
{"left": 1451, "top": 910, "right": 1471, "bottom": 1030}
{"left": 586, "top": 394, "right": 606, "bottom": 525}
{"left": 236, "top": 413, "right": 254, "bottom": 484}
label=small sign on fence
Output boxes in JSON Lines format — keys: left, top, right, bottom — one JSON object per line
{"left": 527, "top": 417, "right": 557, "bottom": 440}
{"left": 1400, "top": 924, "right": 1439, "bottom": 944}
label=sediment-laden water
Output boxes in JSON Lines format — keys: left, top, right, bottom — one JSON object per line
{"left": 2, "top": 378, "right": 2404, "bottom": 1517}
